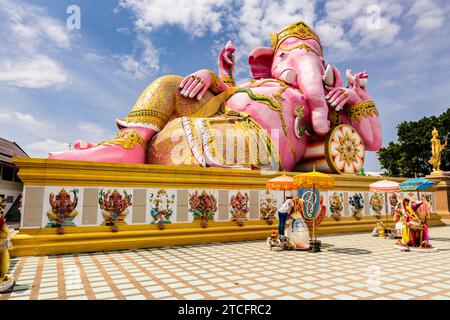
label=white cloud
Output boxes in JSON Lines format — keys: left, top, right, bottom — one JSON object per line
{"left": 349, "top": 15, "right": 401, "bottom": 48}
{"left": 118, "top": 0, "right": 226, "bottom": 37}
{"left": 116, "top": 27, "right": 130, "bottom": 34}
{"left": 0, "top": 113, "right": 11, "bottom": 121}
{"left": 0, "top": 0, "right": 71, "bottom": 89}
{"left": 406, "top": 0, "right": 445, "bottom": 32}
{"left": 15, "top": 112, "right": 38, "bottom": 125}
{"left": 25, "top": 139, "right": 70, "bottom": 157}
{"left": 116, "top": 36, "right": 160, "bottom": 80}
{"left": 84, "top": 52, "right": 105, "bottom": 62}
{"left": 0, "top": 56, "right": 69, "bottom": 89}
{"left": 234, "top": 0, "right": 317, "bottom": 52}
{"left": 77, "top": 122, "right": 106, "bottom": 139}
{"left": 10, "top": 111, "right": 57, "bottom": 138}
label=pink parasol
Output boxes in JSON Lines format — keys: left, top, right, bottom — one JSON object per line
{"left": 369, "top": 179, "right": 400, "bottom": 224}
{"left": 369, "top": 180, "right": 400, "bottom": 193}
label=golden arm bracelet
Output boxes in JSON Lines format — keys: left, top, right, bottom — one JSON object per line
{"left": 346, "top": 100, "right": 379, "bottom": 122}
{"left": 99, "top": 130, "right": 147, "bottom": 150}
{"left": 220, "top": 76, "right": 236, "bottom": 87}
{"left": 207, "top": 70, "right": 224, "bottom": 94}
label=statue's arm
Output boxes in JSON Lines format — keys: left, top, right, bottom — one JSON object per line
{"left": 179, "top": 69, "right": 233, "bottom": 100}
{"left": 179, "top": 41, "right": 237, "bottom": 100}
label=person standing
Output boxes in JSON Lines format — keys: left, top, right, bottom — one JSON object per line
{"left": 278, "top": 196, "right": 294, "bottom": 239}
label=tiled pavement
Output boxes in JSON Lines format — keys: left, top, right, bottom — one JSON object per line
{"left": 1, "top": 226, "right": 450, "bottom": 300}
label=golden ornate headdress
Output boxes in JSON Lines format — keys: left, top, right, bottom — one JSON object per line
{"left": 270, "top": 21, "right": 322, "bottom": 52}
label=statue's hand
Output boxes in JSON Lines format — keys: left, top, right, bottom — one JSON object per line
{"left": 218, "top": 40, "right": 235, "bottom": 77}
{"left": 325, "top": 86, "right": 360, "bottom": 111}
{"left": 180, "top": 69, "right": 212, "bottom": 100}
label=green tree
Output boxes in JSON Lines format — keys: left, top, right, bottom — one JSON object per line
{"left": 377, "top": 108, "right": 450, "bottom": 177}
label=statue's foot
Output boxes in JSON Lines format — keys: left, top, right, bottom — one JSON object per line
{"left": 49, "top": 144, "right": 147, "bottom": 164}
{"left": 49, "top": 128, "right": 155, "bottom": 164}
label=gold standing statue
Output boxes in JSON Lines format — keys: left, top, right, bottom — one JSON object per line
{"left": 428, "top": 128, "right": 447, "bottom": 173}
{"left": 0, "top": 196, "right": 15, "bottom": 292}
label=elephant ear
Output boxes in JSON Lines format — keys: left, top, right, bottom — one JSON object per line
{"left": 248, "top": 47, "right": 274, "bottom": 79}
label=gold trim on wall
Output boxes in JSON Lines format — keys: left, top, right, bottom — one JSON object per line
{"left": 13, "top": 158, "right": 414, "bottom": 191}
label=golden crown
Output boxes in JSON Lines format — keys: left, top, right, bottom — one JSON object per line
{"left": 270, "top": 21, "right": 322, "bottom": 51}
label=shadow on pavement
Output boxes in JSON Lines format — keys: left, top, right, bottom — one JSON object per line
{"left": 327, "top": 247, "right": 372, "bottom": 255}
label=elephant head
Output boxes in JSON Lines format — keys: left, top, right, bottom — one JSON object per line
{"left": 248, "top": 21, "right": 331, "bottom": 136}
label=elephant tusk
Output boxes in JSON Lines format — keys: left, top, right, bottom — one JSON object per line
{"left": 322, "top": 64, "right": 334, "bottom": 86}
{"left": 279, "top": 69, "right": 297, "bottom": 85}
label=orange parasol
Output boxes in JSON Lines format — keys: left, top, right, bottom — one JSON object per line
{"left": 266, "top": 175, "right": 296, "bottom": 190}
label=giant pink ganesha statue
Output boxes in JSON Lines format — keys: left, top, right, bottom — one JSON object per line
{"left": 50, "top": 22, "right": 381, "bottom": 173}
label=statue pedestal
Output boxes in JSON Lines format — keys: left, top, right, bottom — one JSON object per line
{"left": 427, "top": 172, "right": 450, "bottom": 224}
{"left": 10, "top": 158, "right": 445, "bottom": 257}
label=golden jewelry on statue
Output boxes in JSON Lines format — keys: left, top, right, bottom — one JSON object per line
{"left": 207, "top": 70, "right": 223, "bottom": 95}
{"left": 346, "top": 100, "right": 379, "bottom": 122}
{"left": 270, "top": 21, "right": 322, "bottom": 53}
{"left": 428, "top": 127, "right": 447, "bottom": 172}
{"left": 124, "top": 109, "right": 171, "bottom": 129}
{"left": 236, "top": 88, "right": 289, "bottom": 137}
{"left": 220, "top": 76, "right": 236, "bottom": 87}
{"left": 118, "top": 75, "right": 181, "bottom": 131}
{"left": 99, "top": 130, "right": 147, "bottom": 150}
{"left": 277, "top": 42, "right": 322, "bottom": 57}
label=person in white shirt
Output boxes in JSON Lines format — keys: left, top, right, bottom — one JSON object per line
{"left": 278, "top": 196, "right": 294, "bottom": 239}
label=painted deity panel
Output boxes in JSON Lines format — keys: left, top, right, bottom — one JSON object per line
{"left": 259, "top": 190, "right": 282, "bottom": 221}
{"left": 369, "top": 192, "right": 385, "bottom": 219}
{"left": 228, "top": 190, "right": 250, "bottom": 221}
{"left": 328, "top": 191, "right": 344, "bottom": 221}
{"left": 42, "top": 187, "right": 83, "bottom": 228}
{"left": 188, "top": 189, "right": 218, "bottom": 223}
{"left": 97, "top": 188, "right": 133, "bottom": 226}
{"left": 348, "top": 192, "right": 365, "bottom": 220}
{"left": 148, "top": 189, "right": 177, "bottom": 224}
{"left": 387, "top": 192, "right": 401, "bottom": 215}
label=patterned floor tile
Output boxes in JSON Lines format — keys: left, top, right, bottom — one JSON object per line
{"left": 2, "top": 226, "right": 450, "bottom": 300}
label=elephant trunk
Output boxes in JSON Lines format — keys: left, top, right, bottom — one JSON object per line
{"left": 295, "top": 54, "right": 330, "bottom": 136}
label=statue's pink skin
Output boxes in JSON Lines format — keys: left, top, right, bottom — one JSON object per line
{"left": 226, "top": 80, "right": 311, "bottom": 170}
{"left": 325, "top": 68, "right": 382, "bottom": 151}
{"left": 49, "top": 127, "right": 154, "bottom": 163}
{"left": 49, "top": 37, "right": 381, "bottom": 166}
{"left": 218, "top": 40, "right": 235, "bottom": 78}
{"left": 247, "top": 37, "right": 330, "bottom": 137}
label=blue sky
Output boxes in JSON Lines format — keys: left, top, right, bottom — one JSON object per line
{"left": 0, "top": 0, "right": 449, "bottom": 171}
